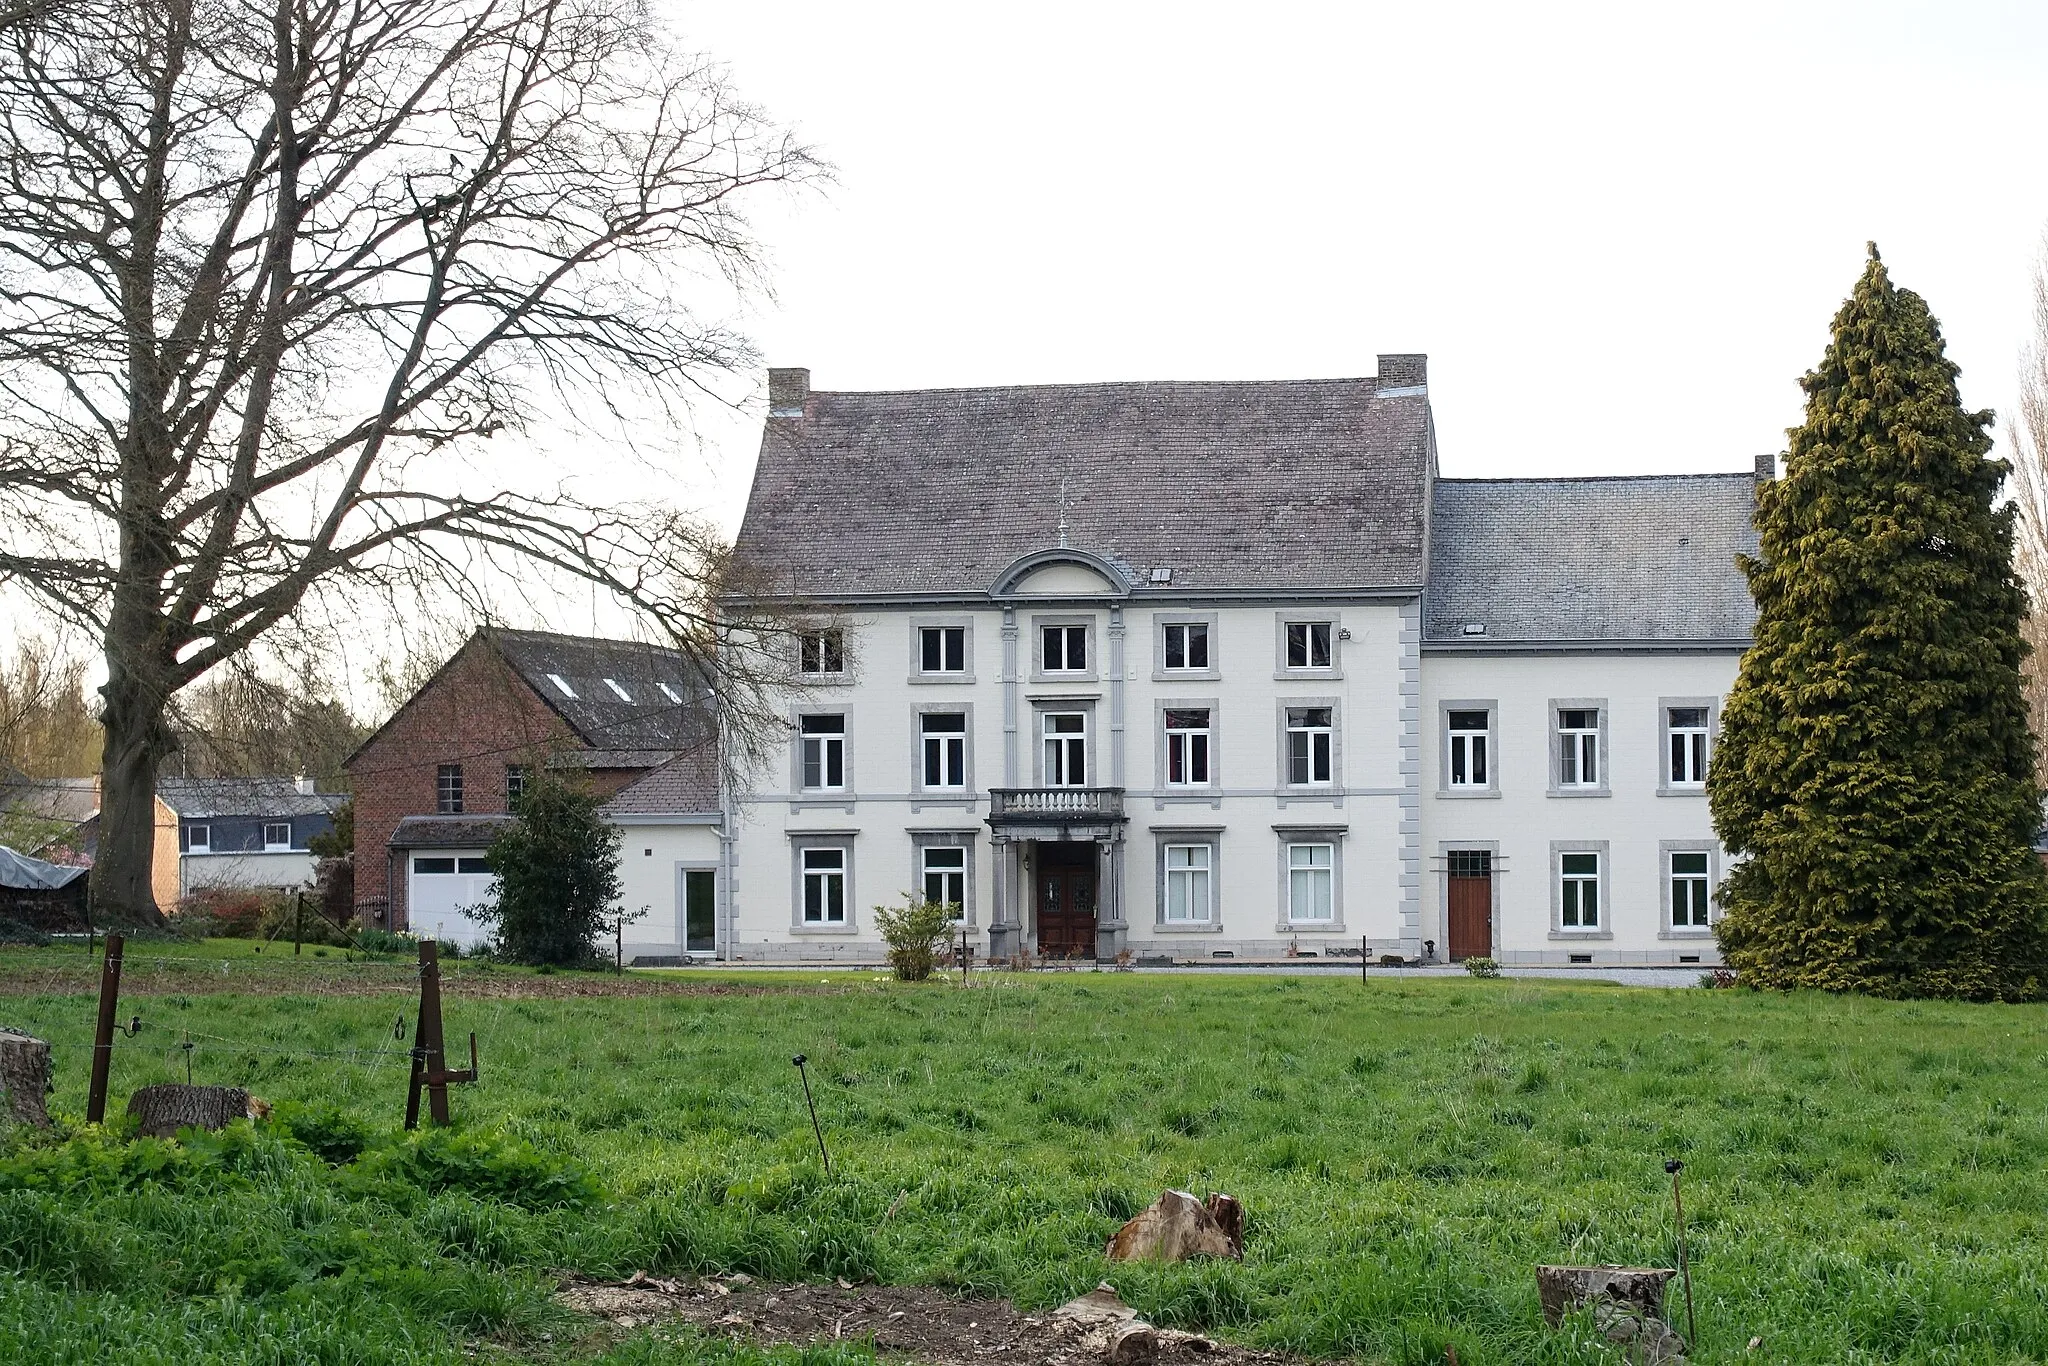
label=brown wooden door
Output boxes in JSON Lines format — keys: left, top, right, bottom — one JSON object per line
{"left": 1447, "top": 850, "right": 1493, "bottom": 960}
{"left": 1037, "top": 858, "right": 1098, "bottom": 959}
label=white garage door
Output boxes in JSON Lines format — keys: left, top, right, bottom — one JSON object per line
{"left": 408, "top": 852, "right": 497, "bottom": 948}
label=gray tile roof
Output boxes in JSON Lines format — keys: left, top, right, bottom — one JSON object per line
{"left": 488, "top": 629, "right": 712, "bottom": 751}
{"left": 731, "top": 375, "right": 1434, "bottom": 596}
{"left": 602, "top": 748, "right": 721, "bottom": 817}
{"left": 156, "top": 777, "right": 344, "bottom": 819}
{"left": 1424, "top": 475, "right": 1760, "bottom": 646}
{"left": 388, "top": 814, "right": 516, "bottom": 849}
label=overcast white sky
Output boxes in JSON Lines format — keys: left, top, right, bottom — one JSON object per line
{"left": 661, "top": 0, "right": 2048, "bottom": 532}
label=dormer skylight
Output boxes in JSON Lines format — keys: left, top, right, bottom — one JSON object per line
{"left": 656, "top": 682, "right": 682, "bottom": 704}
{"left": 604, "top": 678, "right": 632, "bottom": 702}
{"left": 547, "top": 673, "right": 577, "bottom": 698}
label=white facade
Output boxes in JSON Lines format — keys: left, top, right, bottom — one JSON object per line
{"left": 612, "top": 817, "right": 725, "bottom": 961}
{"left": 725, "top": 579, "right": 1735, "bottom": 966}
{"left": 179, "top": 849, "right": 319, "bottom": 896}
{"left": 728, "top": 550, "right": 1440, "bottom": 962}
{"left": 1421, "top": 651, "right": 1736, "bottom": 965}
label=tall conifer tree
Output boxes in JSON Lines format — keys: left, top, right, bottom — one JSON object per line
{"left": 1710, "top": 246, "right": 2048, "bottom": 1000}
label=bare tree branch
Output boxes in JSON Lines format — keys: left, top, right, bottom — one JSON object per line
{"left": 0, "top": 0, "right": 825, "bottom": 921}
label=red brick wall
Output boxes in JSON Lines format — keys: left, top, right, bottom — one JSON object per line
{"left": 347, "top": 640, "right": 573, "bottom": 929}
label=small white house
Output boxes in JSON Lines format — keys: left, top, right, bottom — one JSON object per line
{"left": 160, "top": 776, "right": 345, "bottom": 898}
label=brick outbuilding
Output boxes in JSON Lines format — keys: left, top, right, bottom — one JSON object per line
{"left": 344, "top": 628, "right": 712, "bottom": 930}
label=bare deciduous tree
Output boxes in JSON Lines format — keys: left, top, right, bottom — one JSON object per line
{"left": 0, "top": 0, "right": 820, "bottom": 922}
{"left": 2008, "top": 238, "right": 2048, "bottom": 781}
{"left": 0, "top": 636, "right": 100, "bottom": 778}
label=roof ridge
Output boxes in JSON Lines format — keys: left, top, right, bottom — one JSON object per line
{"left": 1437, "top": 472, "right": 1758, "bottom": 486}
{"left": 806, "top": 375, "right": 1379, "bottom": 400}
{"left": 487, "top": 626, "right": 682, "bottom": 654}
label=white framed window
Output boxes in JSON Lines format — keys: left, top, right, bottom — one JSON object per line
{"left": 1287, "top": 843, "right": 1334, "bottom": 922}
{"left": 1163, "top": 844, "right": 1213, "bottom": 922}
{"left": 1042, "top": 624, "right": 1087, "bottom": 673}
{"left": 801, "top": 848, "right": 846, "bottom": 924}
{"left": 187, "top": 823, "right": 210, "bottom": 852}
{"left": 798, "top": 628, "right": 845, "bottom": 677}
{"left": 1285, "top": 621, "right": 1332, "bottom": 669}
{"left": 1163, "top": 622, "right": 1209, "bottom": 672}
{"left": 603, "top": 677, "right": 632, "bottom": 701}
{"left": 262, "top": 822, "right": 291, "bottom": 850}
{"left": 1043, "top": 711, "right": 1087, "bottom": 785}
{"left": 1557, "top": 708, "right": 1600, "bottom": 788}
{"left": 800, "top": 714, "right": 846, "bottom": 791}
{"left": 1286, "top": 706, "right": 1334, "bottom": 786}
{"left": 436, "top": 764, "right": 464, "bottom": 814}
{"left": 1560, "top": 851, "right": 1600, "bottom": 928}
{"left": 657, "top": 681, "right": 683, "bottom": 705}
{"left": 920, "top": 625, "right": 966, "bottom": 675}
{"left": 1447, "top": 709, "right": 1489, "bottom": 789}
{"left": 922, "top": 845, "right": 967, "bottom": 917}
{"left": 1165, "top": 708, "right": 1211, "bottom": 786}
{"left": 1670, "top": 851, "right": 1711, "bottom": 928}
{"left": 546, "top": 672, "right": 577, "bottom": 698}
{"left": 1668, "top": 706, "right": 1709, "bottom": 787}
{"left": 921, "top": 711, "right": 967, "bottom": 789}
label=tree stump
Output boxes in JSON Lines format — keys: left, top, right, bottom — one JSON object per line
{"left": 125, "top": 1083, "right": 257, "bottom": 1137}
{"left": 1106, "top": 1189, "right": 1245, "bottom": 1261}
{"left": 1535, "top": 1265, "right": 1677, "bottom": 1327}
{"left": 0, "top": 1030, "right": 52, "bottom": 1128}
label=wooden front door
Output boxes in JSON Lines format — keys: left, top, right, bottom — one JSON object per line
{"left": 1447, "top": 849, "right": 1493, "bottom": 960}
{"left": 1036, "top": 844, "right": 1098, "bottom": 959}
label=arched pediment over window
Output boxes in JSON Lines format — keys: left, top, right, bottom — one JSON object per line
{"left": 989, "top": 548, "right": 1132, "bottom": 599}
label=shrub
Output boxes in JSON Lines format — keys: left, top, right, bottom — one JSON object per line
{"left": 266, "top": 1102, "right": 373, "bottom": 1164}
{"left": 1700, "top": 968, "right": 1739, "bottom": 989}
{"left": 352, "top": 926, "right": 418, "bottom": 956}
{"left": 349, "top": 1127, "right": 602, "bottom": 1210}
{"left": 174, "top": 888, "right": 268, "bottom": 939}
{"left": 477, "top": 774, "right": 620, "bottom": 965}
{"left": 873, "top": 896, "right": 956, "bottom": 981}
{"left": 1463, "top": 956, "right": 1501, "bottom": 979}
{"left": 256, "top": 894, "right": 351, "bottom": 947}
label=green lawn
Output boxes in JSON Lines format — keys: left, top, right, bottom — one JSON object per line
{"left": 2, "top": 942, "right": 2046, "bottom": 1365}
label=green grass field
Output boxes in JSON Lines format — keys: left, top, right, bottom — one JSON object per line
{"left": 2, "top": 942, "right": 2046, "bottom": 1365}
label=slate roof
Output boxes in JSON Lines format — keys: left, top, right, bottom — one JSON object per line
{"left": 488, "top": 629, "right": 711, "bottom": 752}
{"left": 1424, "top": 475, "right": 1760, "bottom": 646}
{"left": 731, "top": 375, "right": 1434, "bottom": 597}
{"left": 388, "top": 814, "right": 516, "bottom": 849}
{"left": 602, "top": 749, "right": 721, "bottom": 817}
{"left": 156, "top": 777, "right": 343, "bottom": 819}
{"left": 0, "top": 774, "right": 97, "bottom": 825}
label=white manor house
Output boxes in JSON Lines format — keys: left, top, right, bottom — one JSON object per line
{"left": 677, "top": 356, "right": 1761, "bottom": 968}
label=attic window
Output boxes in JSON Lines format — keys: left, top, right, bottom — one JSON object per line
{"left": 1462, "top": 623, "right": 1486, "bottom": 636}
{"left": 547, "top": 673, "right": 577, "bottom": 699}
{"left": 604, "top": 678, "right": 632, "bottom": 702}
{"left": 657, "top": 682, "right": 682, "bottom": 705}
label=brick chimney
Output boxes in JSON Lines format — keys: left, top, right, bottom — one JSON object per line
{"left": 1755, "top": 452, "right": 1776, "bottom": 483}
{"left": 768, "top": 367, "right": 810, "bottom": 418}
{"left": 1376, "top": 354, "right": 1427, "bottom": 393}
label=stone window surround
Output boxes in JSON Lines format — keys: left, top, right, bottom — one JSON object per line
{"left": 1547, "top": 697, "right": 1611, "bottom": 798}
{"left": 1272, "top": 611, "right": 1346, "bottom": 680}
{"left": 1031, "top": 613, "right": 1099, "bottom": 683}
{"left": 1437, "top": 697, "right": 1500, "bottom": 798}
{"left": 910, "top": 700, "right": 976, "bottom": 799}
{"left": 1549, "top": 838, "right": 1612, "bottom": 939}
{"left": 1659, "top": 839, "right": 1719, "bottom": 938}
{"left": 1435, "top": 840, "right": 1502, "bottom": 959}
{"left": 787, "top": 830, "right": 859, "bottom": 934}
{"left": 794, "top": 624, "right": 853, "bottom": 686}
{"left": 789, "top": 704, "right": 855, "bottom": 811}
{"left": 1155, "top": 696, "right": 1222, "bottom": 805}
{"left": 908, "top": 615, "right": 978, "bottom": 685}
{"left": 1275, "top": 823, "right": 1347, "bottom": 933}
{"left": 1152, "top": 825, "right": 1224, "bottom": 932}
{"left": 1275, "top": 696, "right": 1343, "bottom": 800}
{"left": 1029, "top": 695, "right": 1100, "bottom": 787}
{"left": 1151, "top": 611, "right": 1221, "bottom": 682}
{"left": 1657, "top": 696, "right": 1720, "bottom": 796}
{"left": 910, "top": 828, "right": 979, "bottom": 927}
